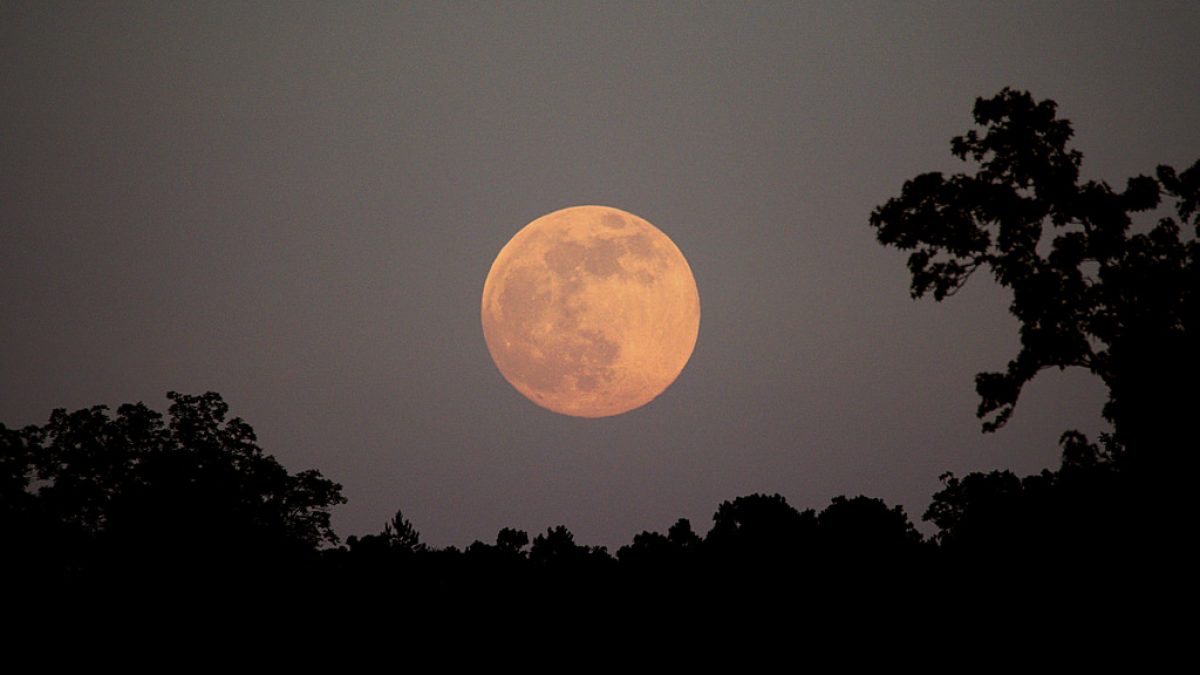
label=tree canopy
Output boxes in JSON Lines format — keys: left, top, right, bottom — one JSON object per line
{"left": 869, "top": 88, "right": 1198, "bottom": 468}
{"left": 1, "top": 391, "right": 345, "bottom": 585}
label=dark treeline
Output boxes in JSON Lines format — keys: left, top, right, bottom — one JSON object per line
{"left": 0, "top": 390, "right": 1167, "bottom": 608}
{"left": 3, "top": 89, "right": 1194, "bottom": 616}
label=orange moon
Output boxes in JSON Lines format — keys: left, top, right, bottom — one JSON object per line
{"left": 481, "top": 205, "right": 700, "bottom": 417}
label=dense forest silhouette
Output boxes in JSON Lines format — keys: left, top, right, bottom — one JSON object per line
{"left": 3, "top": 90, "right": 1195, "bottom": 610}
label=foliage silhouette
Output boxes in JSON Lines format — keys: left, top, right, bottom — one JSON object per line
{"left": 384, "top": 508, "right": 425, "bottom": 553}
{"left": 924, "top": 430, "right": 1132, "bottom": 567}
{"left": 704, "top": 493, "right": 818, "bottom": 569}
{"left": 616, "top": 518, "right": 701, "bottom": 570}
{"left": 529, "top": 524, "right": 613, "bottom": 572}
{"left": 495, "top": 526, "right": 530, "bottom": 555}
{"left": 8, "top": 389, "right": 1117, "bottom": 608}
{"left": 339, "top": 508, "right": 430, "bottom": 588}
{"left": 1, "top": 392, "right": 344, "bottom": 588}
{"left": 461, "top": 527, "right": 531, "bottom": 577}
{"left": 817, "top": 495, "right": 925, "bottom": 563}
{"left": 869, "top": 88, "right": 1199, "bottom": 468}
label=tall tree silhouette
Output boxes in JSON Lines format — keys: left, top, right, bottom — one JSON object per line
{"left": 869, "top": 88, "right": 1198, "bottom": 469}
{"left": 383, "top": 508, "right": 425, "bottom": 553}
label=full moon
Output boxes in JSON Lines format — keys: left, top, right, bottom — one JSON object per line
{"left": 482, "top": 205, "right": 701, "bottom": 417}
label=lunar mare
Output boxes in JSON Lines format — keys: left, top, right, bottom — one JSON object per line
{"left": 481, "top": 205, "right": 700, "bottom": 417}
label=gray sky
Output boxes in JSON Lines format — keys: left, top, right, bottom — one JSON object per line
{"left": 4, "top": 1, "right": 1198, "bottom": 550}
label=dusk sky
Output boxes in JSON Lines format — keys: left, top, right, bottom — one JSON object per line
{"left": 4, "top": 1, "right": 1198, "bottom": 550}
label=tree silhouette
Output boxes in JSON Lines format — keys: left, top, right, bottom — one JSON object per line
{"left": 924, "top": 430, "right": 1133, "bottom": 571}
{"left": 667, "top": 518, "right": 702, "bottom": 550}
{"left": 869, "top": 88, "right": 1198, "bottom": 468}
{"left": 2, "top": 392, "right": 345, "bottom": 586}
{"left": 617, "top": 518, "right": 702, "bottom": 567}
{"left": 704, "top": 493, "right": 818, "bottom": 570}
{"left": 529, "top": 525, "right": 613, "bottom": 574}
{"left": 383, "top": 508, "right": 424, "bottom": 553}
{"left": 495, "top": 526, "right": 530, "bottom": 556}
{"left": 817, "top": 495, "right": 924, "bottom": 562}
{"left": 531, "top": 525, "right": 580, "bottom": 566}
{"left": 462, "top": 527, "right": 530, "bottom": 573}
